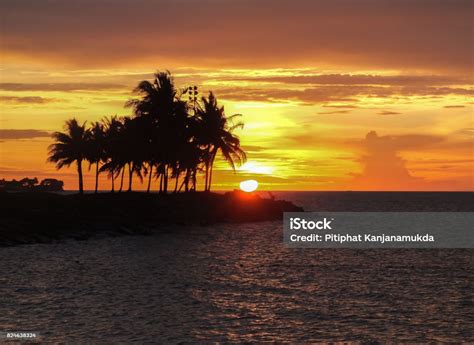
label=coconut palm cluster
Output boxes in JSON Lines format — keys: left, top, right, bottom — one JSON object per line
{"left": 48, "top": 71, "right": 246, "bottom": 194}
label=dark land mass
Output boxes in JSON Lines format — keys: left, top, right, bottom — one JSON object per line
{"left": 0, "top": 191, "right": 303, "bottom": 246}
{"left": 1, "top": 191, "right": 472, "bottom": 247}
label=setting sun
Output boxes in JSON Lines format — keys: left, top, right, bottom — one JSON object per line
{"left": 240, "top": 180, "right": 259, "bottom": 192}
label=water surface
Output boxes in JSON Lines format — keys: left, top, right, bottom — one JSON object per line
{"left": 1, "top": 192, "right": 473, "bottom": 342}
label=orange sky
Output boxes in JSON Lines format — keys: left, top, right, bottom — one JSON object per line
{"left": 0, "top": 0, "right": 473, "bottom": 191}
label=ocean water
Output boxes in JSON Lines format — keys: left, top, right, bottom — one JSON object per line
{"left": 0, "top": 192, "right": 473, "bottom": 342}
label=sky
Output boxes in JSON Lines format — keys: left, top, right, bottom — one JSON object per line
{"left": 0, "top": 0, "right": 473, "bottom": 191}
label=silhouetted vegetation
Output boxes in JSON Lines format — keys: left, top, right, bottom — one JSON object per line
{"left": 0, "top": 192, "right": 304, "bottom": 246}
{"left": 0, "top": 178, "right": 64, "bottom": 192}
{"left": 47, "top": 71, "right": 246, "bottom": 194}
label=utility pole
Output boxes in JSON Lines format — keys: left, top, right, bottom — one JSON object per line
{"left": 186, "top": 85, "right": 199, "bottom": 192}
{"left": 187, "top": 85, "right": 198, "bottom": 115}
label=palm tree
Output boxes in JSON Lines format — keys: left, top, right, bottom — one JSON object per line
{"left": 48, "top": 118, "right": 89, "bottom": 194}
{"left": 196, "top": 92, "right": 247, "bottom": 191}
{"left": 126, "top": 70, "right": 190, "bottom": 193}
{"left": 177, "top": 142, "right": 204, "bottom": 192}
{"left": 121, "top": 116, "right": 146, "bottom": 192}
{"left": 100, "top": 116, "right": 124, "bottom": 192}
{"left": 48, "top": 72, "right": 247, "bottom": 194}
{"left": 86, "top": 121, "right": 105, "bottom": 193}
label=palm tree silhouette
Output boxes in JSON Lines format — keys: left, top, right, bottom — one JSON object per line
{"left": 86, "top": 121, "right": 105, "bottom": 193}
{"left": 126, "top": 71, "right": 190, "bottom": 193}
{"left": 48, "top": 118, "right": 89, "bottom": 194}
{"left": 100, "top": 116, "right": 124, "bottom": 192}
{"left": 197, "top": 92, "right": 247, "bottom": 191}
{"left": 122, "top": 116, "right": 146, "bottom": 192}
{"left": 48, "top": 71, "right": 247, "bottom": 193}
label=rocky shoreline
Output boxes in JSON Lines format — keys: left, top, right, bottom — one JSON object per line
{"left": 0, "top": 191, "right": 303, "bottom": 247}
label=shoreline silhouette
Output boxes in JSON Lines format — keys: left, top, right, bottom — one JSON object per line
{"left": 0, "top": 191, "right": 303, "bottom": 247}
{"left": 1, "top": 190, "right": 472, "bottom": 247}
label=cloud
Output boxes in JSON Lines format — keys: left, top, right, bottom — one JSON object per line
{"left": 349, "top": 131, "right": 425, "bottom": 190}
{"left": 0, "top": 0, "right": 472, "bottom": 72}
{"left": 346, "top": 130, "right": 474, "bottom": 190}
{"left": 0, "top": 129, "right": 51, "bottom": 140}
{"left": 0, "top": 96, "right": 61, "bottom": 104}
{"left": 227, "top": 74, "right": 471, "bottom": 86}
{"left": 209, "top": 70, "right": 473, "bottom": 105}
{"left": 378, "top": 111, "right": 401, "bottom": 115}
{"left": 455, "top": 128, "right": 474, "bottom": 136}
{"left": 241, "top": 145, "right": 266, "bottom": 153}
{"left": 216, "top": 84, "right": 473, "bottom": 105}
{"left": 0, "top": 166, "right": 78, "bottom": 181}
{"left": 444, "top": 105, "right": 466, "bottom": 109}
{"left": 318, "top": 110, "right": 352, "bottom": 115}
{"left": 322, "top": 104, "right": 359, "bottom": 109}
{"left": 357, "top": 132, "right": 444, "bottom": 150}
{"left": 0, "top": 83, "right": 127, "bottom": 92}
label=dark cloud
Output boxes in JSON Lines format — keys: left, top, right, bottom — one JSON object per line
{"left": 217, "top": 86, "right": 358, "bottom": 104}
{"left": 216, "top": 84, "right": 473, "bottom": 105}
{"left": 0, "top": 0, "right": 472, "bottom": 72}
{"left": 0, "top": 166, "right": 77, "bottom": 178}
{"left": 401, "top": 86, "right": 473, "bottom": 97}
{"left": 322, "top": 104, "right": 359, "bottom": 109}
{"left": 0, "top": 96, "right": 61, "bottom": 104}
{"left": 378, "top": 111, "right": 401, "bottom": 115}
{"left": 0, "top": 129, "right": 51, "bottom": 140}
{"left": 444, "top": 105, "right": 466, "bottom": 108}
{"left": 318, "top": 110, "right": 351, "bottom": 115}
{"left": 0, "top": 83, "right": 127, "bottom": 92}
{"left": 227, "top": 74, "right": 472, "bottom": 86}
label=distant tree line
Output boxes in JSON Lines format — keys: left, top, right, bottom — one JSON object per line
{"left": 48, "top": 71, "right": 246, "bottom": 194}
{"left": 0, "top": 178, "right": 64, "bottom": 192}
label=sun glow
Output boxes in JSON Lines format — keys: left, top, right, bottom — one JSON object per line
{"left": 239, "top": 161, "right": 274, "bottom": 175}
{"left": 240, "top": 180, "right": 259, "bottom": 192}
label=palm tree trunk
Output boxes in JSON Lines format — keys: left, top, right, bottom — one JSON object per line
{"left": 208, "top": 153, "right": 216, "bottom": 192}
{"left": 94, "top": 162, "right": 99, "bottom": 193}
{"left": 119, "top": 167, "right": 125, "bottom": 192}
{"left": 111, "top": 173, "right": 115, "bottom": 193}
{"left": 204, "top": 145, "right": 211, "bottom": 191}
{"left": 128, "top": 163, "right": 133, "bottom": 192}
{"left": 192, "top": 169, "right": 197, "bottom": 191}
{"left": 208, "top": 164, "right": 214, "bottom": 192}
{"left": 174, "top": 174, "right": 179, "bottom": 193}
{"left": 163, "top": 165, "right": 168, "bottom": 193}
{"left": 77, "top": 159, "right": 84, "bottom": 194}
{"left": 204, "top": 162, "right": 209, "bottom": 191}
{"left": 184, "top": 170, "right": 190, "bottom": 192}
{"left": 147, "top": 164, "right": 153, "bottom": 193}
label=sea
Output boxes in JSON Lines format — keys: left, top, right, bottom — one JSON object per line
{"left": 0, "top": 192, "right": 473, "bottom": 342}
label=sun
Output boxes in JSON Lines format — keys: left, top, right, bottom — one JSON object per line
{"left": 240, "top": 180, "right": 259, "bottom": 192}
